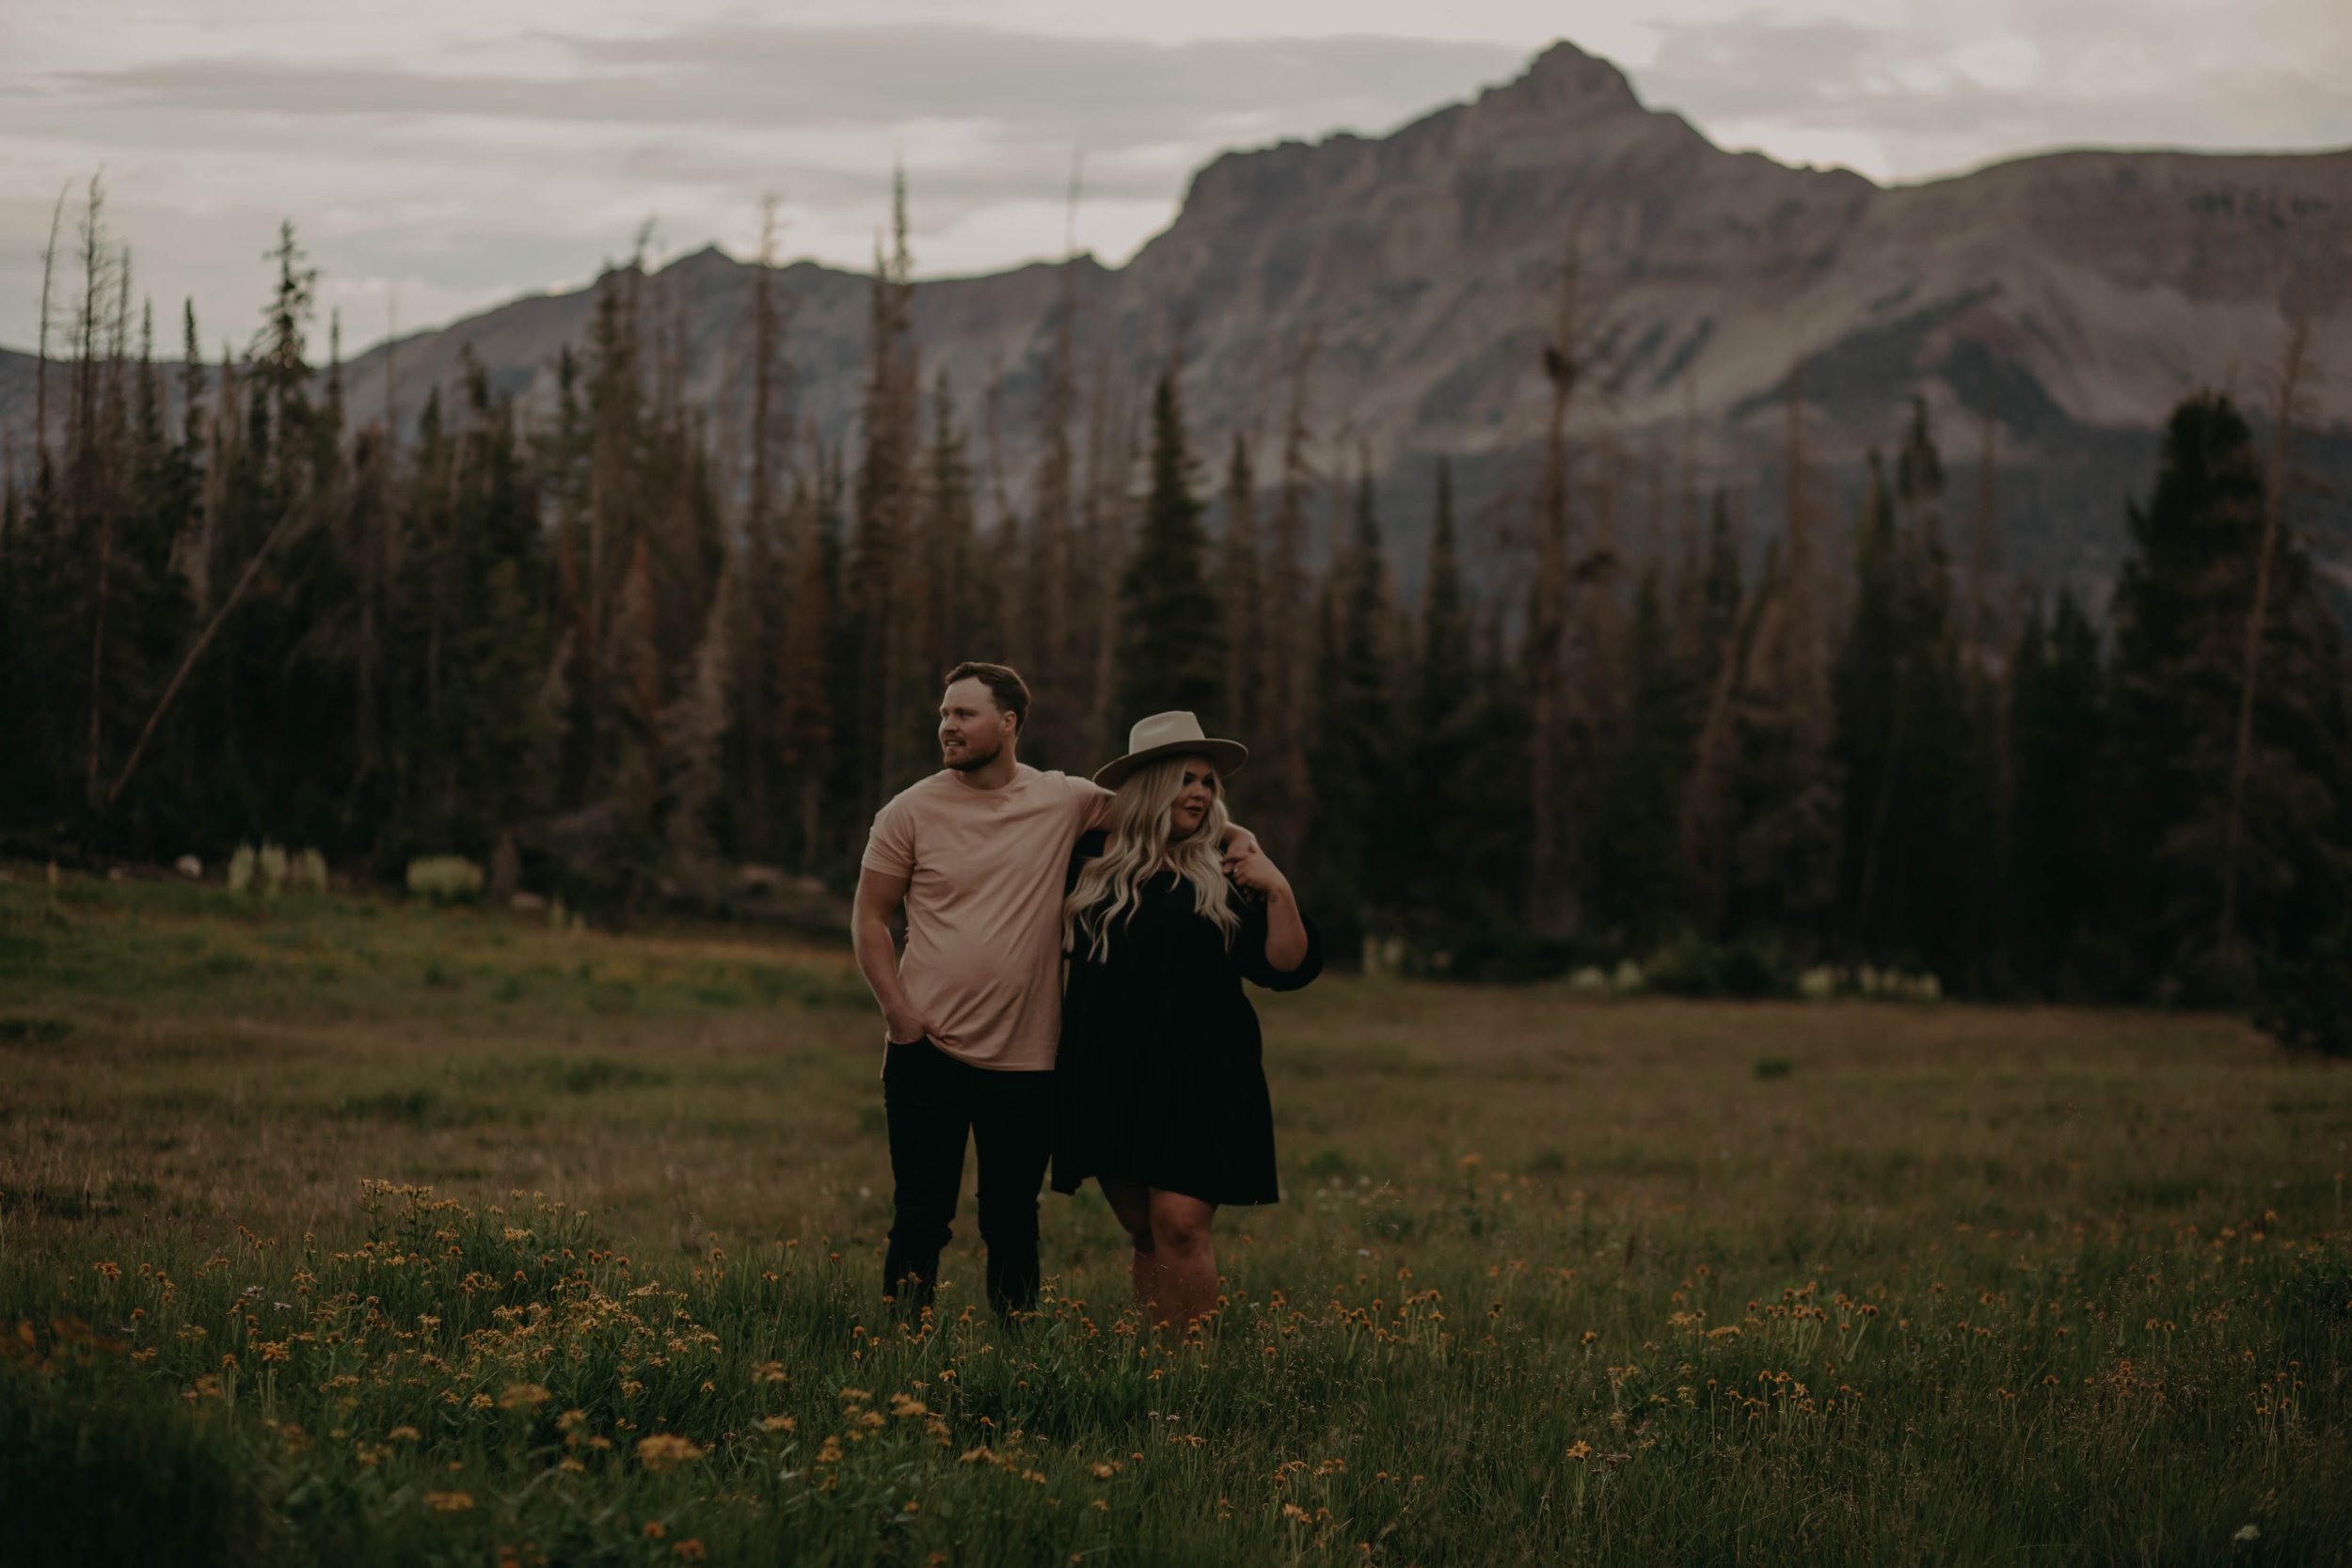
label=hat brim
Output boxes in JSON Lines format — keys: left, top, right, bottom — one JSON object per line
{"left": 1091, "top": 738, "right": 1249, "bottom": 791}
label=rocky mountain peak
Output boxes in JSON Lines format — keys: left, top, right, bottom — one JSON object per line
{"left": 1482, "top": 39, "right": 1646, "bottom": 121}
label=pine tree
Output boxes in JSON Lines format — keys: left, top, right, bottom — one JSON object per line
{"left": 1406, "top": 457, "right": 1472, "bottom": 914}
{"left": 665, "top": 546, "right": 739, "bottom": 864}
{"left": 1725, "top": 380, "right": 1841, "bottom": 949}
{"left": 1113, "top": 371, "right": 1221, "bottom": 721}
{"left": 1441, "top": 605, "right": 1538, "bottom": 947}
{"left": 2006, "top": 589, "right": 2106, "bottom": 995}
{"left": 1832, "top": 403, "right": 1973, "bottom": 977}
{"left": 1588, "top": 566, "right": 1698, "bottom": 951}
{"left": 2108, "top": 392, "right": 2352, "bottom": 1000}
{"left": 914, "top": 373, "right": 977, "bottom": 694}
{"left": 1218, "top": 433, "right": 1261, "bottom": 737}
{"left": 778, "top": 453, "right": 841, "bottom": 873}
{"left": 846, "top": 177, "right": 921, "bottom": 799}
{"left": 1247, "top": 335, "right": 1319, "bottom": 865}
{"left": 1295, "top": 464, "right": 1400, "bottom": 956}
{"left": 1018, "top": 255, "right": 1079, "bottom": 760}
{"left": 736, "top": 198, "right": 796, "bottom": 860}
{"left": 1527, "top": 243, "right": 1584, "bottom": 931}
{"left": 1073, "top": 360, "right": 1135, "bottom": 766}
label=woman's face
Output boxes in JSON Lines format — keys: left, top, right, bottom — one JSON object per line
{"left": 1168, "top": 756, "right": 1217, "bottom": 839}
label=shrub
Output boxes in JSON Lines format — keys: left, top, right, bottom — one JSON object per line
{"left": 1645, "top": 937, "right": 1797, "bottom": 1000}
{"left": 224, "top": 842, "right": 303, "bottom": 899}
{"left": 1441, "top": 929, "right": 1591, "bottom": 984}
{"left": 2254, "top": 923, "right": 2352, "bottom": 1058}
{"left": 406, "top": 855, "right": 485, "bottom": 905}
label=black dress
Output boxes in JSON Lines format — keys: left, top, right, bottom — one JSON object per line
{"left": 1051, "top": 832, "right": 1324, "bottom": 1207}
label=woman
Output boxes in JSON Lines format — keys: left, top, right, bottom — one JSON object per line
{"left": 1052, "top": 711, "right": 1321, "bottom": 1339}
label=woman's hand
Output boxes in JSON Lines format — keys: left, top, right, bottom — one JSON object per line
{"left": 1227, "top": 845, "right": 1293, "bottom": 902}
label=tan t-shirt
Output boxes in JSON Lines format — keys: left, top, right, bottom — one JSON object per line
{"left": 861, "top": 764, "right": 1111, "bottom": 1070}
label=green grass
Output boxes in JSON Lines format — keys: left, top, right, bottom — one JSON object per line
{"left": 2, "top": 870, "right": 2349, "bottom": 1566}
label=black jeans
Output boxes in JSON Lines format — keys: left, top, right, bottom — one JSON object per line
{"left": 881, "top": 1039, "right": 1054, "bottom": 1319}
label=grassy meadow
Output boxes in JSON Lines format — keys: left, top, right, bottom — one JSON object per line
{"left": 2, "top": 868, "right": 2348, "bottom": 1566}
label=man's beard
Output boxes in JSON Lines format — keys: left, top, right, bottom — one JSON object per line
{"left": 944, "top": 735, "right": 1001, "bottom": 771}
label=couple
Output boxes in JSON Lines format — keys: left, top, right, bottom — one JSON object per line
{"left": 850, "top": 661, "right": 1321, "bottom": 1338}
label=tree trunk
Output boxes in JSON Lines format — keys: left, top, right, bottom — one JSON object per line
{"left": 2217, "top": 316, "right": 2311, "bottom": 965}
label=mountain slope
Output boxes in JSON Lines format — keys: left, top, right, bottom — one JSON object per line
{"left": 7, "top": 40, "right": 2347, "bottom": 589}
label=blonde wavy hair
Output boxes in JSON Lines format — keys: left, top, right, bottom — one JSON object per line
{"left": 1063, "top": 755, "right": 1241, "bottom": 963}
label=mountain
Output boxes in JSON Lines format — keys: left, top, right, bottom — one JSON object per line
{"left": 7, "top": 40, "right": 2349, "bottom": 595}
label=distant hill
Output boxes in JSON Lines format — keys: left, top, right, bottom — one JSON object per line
{"left": 6, "top": 40, "right": 2349, "bottom": 598}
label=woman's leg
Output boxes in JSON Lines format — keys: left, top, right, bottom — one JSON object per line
{"left": 1145, "top": 1189, "right": 1218, "bottom": 1338}
{"left": 1095, "top": 1175, "right": 1157, "bottom": 1309}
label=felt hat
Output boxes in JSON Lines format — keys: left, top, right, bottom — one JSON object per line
{"left": 1091, "top": 710, "right": 1248, "bottom": 790}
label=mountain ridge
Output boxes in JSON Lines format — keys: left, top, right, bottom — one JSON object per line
{"left": 5, "top": 39, "right": 2347, "bottom": 590}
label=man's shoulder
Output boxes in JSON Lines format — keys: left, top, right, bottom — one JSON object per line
{"left": 1025, "top": 766, "right": 1107, "bottom": 800}
{"left": 881, "top": 770, "right": 956, "bottom": 810}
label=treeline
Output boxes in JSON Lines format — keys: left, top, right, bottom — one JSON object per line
{"left": 4, "top": 182, "right": 2348, "bottom": 1011}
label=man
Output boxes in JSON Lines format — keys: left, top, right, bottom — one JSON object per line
{"left": 851, "top": 661, "right": 1255, "bottom": 1319}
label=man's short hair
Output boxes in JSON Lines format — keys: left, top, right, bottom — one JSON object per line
{"left": 943, "top": 661, "right": 1031, "bottom": 734}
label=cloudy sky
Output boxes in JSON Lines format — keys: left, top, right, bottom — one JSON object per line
{"left": 5, "top": 0, "right": 2347, "bottom": 356}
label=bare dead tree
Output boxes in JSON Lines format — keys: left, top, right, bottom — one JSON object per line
{"left": 105, "top": 502, "right": 309, "bottom": 811}
{"left": 35, "top": 182, "right": 69, "bottom": 468}
{"left": 1528, "top": 234, "right": 1583, "bottom": 927}
{"left": 2217, "top": 316, "right": 2316, "bottom": 963}
{"left": 1253, "top": 329, "right": 1321, "bottom": 863}
{"left": 1963, "top": 387, "right": 1999, "bottom": 662}
{"left": 75, "top": 181, "right": 119, "bottom": 809}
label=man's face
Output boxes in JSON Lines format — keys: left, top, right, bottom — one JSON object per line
{"left": 939, "top": 678, "right": 1014, "bottom": 770}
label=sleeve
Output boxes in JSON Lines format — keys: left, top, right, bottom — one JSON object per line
{"left": 1062, "top": 831, "right": 1109, "bottom": 958}
{"left": 1231, "top": 885, "right": 1324, "bottom": 992}
{"left": 860, "top": 793, "right": 916, "bottom": 878}
{"left": 1065, "top": 830, "right": 1108, "bottom": 896}
{"left": 1071, "top": 775, "right": 1115, "bottom": 832}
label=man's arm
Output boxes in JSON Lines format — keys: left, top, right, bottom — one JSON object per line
{"left": 851, "top": 866, "right": 932, "bottom": 1044}
{"left": 1073, "top": 777, "right": 1259, "bottom": 869}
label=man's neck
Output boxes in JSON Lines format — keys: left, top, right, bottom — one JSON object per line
{"left": 949, "top": 748, "right": 1022, "bottom": 791}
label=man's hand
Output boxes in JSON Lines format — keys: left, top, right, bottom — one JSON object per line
{"left": 853, "top": 864, "right": 932, "bottom": 1048}
{"left": 882, "top": 1006, "right": 936, "bottom": 1046}
{"left": 1219, "top": 823, "right": 1263, "bottom": 877}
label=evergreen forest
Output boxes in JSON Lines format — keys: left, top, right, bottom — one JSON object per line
{"left": 6, "top": 183, "right": 2348, "bottom": 1017}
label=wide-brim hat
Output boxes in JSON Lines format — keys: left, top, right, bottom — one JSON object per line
{"left": 1091, "top": 711, "right": 1248, "bottom": 790}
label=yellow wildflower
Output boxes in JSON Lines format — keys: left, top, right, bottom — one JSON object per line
{"left": 635, "top": 1434, "right": 704, "bottom": 1471}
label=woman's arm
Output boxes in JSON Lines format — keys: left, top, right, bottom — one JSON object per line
{"left": 1229, "top": 850, "right": 1308, "bottom": 973}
